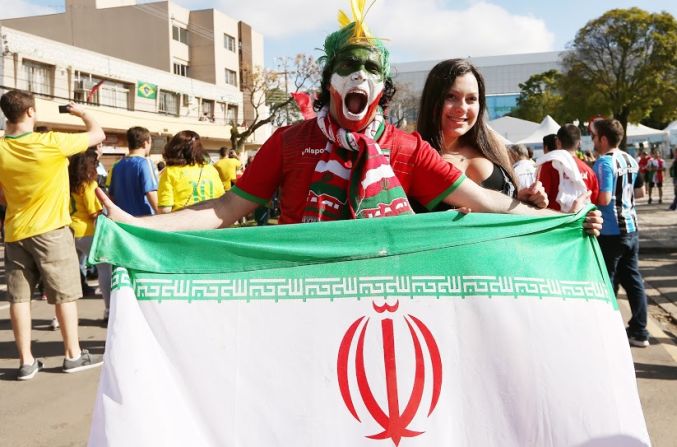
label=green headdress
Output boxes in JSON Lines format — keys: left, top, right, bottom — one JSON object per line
{"left": 319, "top": 0, "right": 391, "bottom": 78}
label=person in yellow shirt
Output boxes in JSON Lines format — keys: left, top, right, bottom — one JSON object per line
{"left": 69, "top": 147, "right": 112, "bottom": 322}
{"left": 213, "top": 146, "right": 242, "bottom": 191}
{"left": 158, "top": 131, "right": 225, "bottom": 213}
{"left": 0, "top": 90, "right": 105, "bottom": 380}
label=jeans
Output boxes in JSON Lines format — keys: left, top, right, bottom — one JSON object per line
{"left": 75, "top": 236, "right": 112, "bottom": 310}
{"left": 597, "top": 232, "right": 649, "bottom": 340}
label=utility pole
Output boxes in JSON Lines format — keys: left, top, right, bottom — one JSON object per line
{"left": 275, "top": 57, "right": 291, "bottom": 125}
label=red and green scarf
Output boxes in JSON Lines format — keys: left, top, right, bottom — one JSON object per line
{"left": 302, "top": 107, "right": 414, "bottom": 222}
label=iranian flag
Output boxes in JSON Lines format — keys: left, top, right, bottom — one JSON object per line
{"left": 87, "top": 208, "right": 650, "bottom": 446}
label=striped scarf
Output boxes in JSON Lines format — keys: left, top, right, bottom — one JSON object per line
{"left": 302, "top": 107, "right": 413, "bottom": 222}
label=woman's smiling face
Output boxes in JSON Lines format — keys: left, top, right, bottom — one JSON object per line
{"left": 439, "top": 72, "right": 480, "bottom": 143}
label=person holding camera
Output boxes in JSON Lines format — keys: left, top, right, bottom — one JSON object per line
{"left": 0, "top": 90, "right": 105, "bottom": 380}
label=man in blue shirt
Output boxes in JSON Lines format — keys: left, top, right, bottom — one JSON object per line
{"left": 109, "top": 127, "right": 158, "bottom": 216}
{"left": 592, "top": 118, "right": 649, "bottom": 347}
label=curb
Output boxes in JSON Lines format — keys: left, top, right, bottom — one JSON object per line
{"left": 640, "top": 246, "right": 677, "bottom": 255}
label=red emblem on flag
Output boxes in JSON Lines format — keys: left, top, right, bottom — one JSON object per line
{"left": 337, "top": 299, "right": 443, "bottom": 446}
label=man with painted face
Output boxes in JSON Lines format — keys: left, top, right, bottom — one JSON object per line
{"left": 97, "top": 15, "right": 602, "bottom": 234}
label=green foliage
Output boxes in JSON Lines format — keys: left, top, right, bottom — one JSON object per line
{"left": 510, "top": 70, "right": 568, "bottom": 123}
{"left": 560, "top": 8, "right": 677, "bottom": 146}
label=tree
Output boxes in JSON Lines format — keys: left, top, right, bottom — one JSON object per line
{"left": 265, "top": 87, "right": 302, "bottom": 127}
{"left": 509, "top": 70, "right": 569, "bottom": 123}
{"left": 387, "top": 81, "right": 420, "bottom": 131}
{"left": 231, "top": 54, "right": 320, "bottom": 152}
{"left": 560, "top": 8, "right": 677, "bottom": 148}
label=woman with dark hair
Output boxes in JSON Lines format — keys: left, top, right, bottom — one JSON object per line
{"left": 158, "top": 130, "right": 224, "bottom": 213}
{"left": 69, "top": 146, "right": 112, "bottom": 321}
{"left": 416, "top": 59, "right": 545, "bottom": 209}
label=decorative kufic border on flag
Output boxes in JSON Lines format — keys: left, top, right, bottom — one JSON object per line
{"left": 112, "top": 269, "right": 612, "bottom": 304}
{"left": 112, "top": 267, "right": 131, "bottom": 289}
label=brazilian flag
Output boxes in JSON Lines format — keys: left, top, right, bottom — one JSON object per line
{"left": 137, "top": 81, "right": 157, "bottom": 99}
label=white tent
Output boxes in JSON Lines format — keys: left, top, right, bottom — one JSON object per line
{"left": 665, "top": 121, "right": 677, "bottom": 145}
{"left": 625, "top": 123, "right": 667, "bottom": 146}
{"left": 516, "top": 115, "right": 561, "bottom": 145}
{"left": 487, "top": 116, "right": 539, "bottom": 144}
{"left": 626, "top": 123, "right": 666, "bottom": 138}
{"left": 487, "top": 125, "right": 512, "bottom": 145}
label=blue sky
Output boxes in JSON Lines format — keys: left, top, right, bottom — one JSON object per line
{"left": 4, "top": 1, "right": 676, "bottom": 68}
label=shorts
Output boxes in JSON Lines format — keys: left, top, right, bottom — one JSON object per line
{"left": 649, "top": 181, "right": 662, "bottom": 188}
{"left": 5, "top": 227, "right": 83, "bottom": 304}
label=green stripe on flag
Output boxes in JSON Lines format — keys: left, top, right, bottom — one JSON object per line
{"left": 94, "top": 204, "right": 614, "bottom": 308}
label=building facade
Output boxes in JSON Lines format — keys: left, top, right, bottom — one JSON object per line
{"left": 391, "top": 51, "right": 564, "bottom": 124}
{"left": 0, "top": 0, "right": 269, "bottom": 154}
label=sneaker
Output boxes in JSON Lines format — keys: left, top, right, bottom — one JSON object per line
{"left": 629, "top": 336, "right": 650, "bottom": 348}
{"left": 50, "top": 317, "right": 60, "bottom": 331}
{"left": 17, "top": 359, "right": 43, "bottom": 381}
{"left": 62, "top": 349, "right": 104, "bottom": 373}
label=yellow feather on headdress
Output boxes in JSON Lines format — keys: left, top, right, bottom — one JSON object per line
{"left": 337, "top": 0, "right": 374, "bottom": 44}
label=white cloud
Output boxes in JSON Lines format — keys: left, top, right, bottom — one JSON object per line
{"left": 210, "top": 0, "right": 554, "bottom": 60}
{"left": 210, "top": 0, "right": 344, "bottom": 38}
{"left": 371, "top": 0, "right": 555, "bottom": 60}
{"left": 0, "top": 1, "right": 58, "bottom": 19}
{"left": 6, "top": 0, "right": 555, "bottom": 64}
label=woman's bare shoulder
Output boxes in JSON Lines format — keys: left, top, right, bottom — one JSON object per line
{"left": 465, "top": 154, "right": 495, "bottom": 183}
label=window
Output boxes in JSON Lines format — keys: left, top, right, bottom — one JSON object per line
{"left": 225, "top": 69, "right": 237, "bottom": 86}
{"left": 159, "top": 91, "right": 180, "bottom": 116}
{"left": 226, "top": 105, "right": 238, "bottom": 123}
{"left": 172, "top": 25, "right": 188, "bottom": 44}
{"left": 224, "top": 33, "right": 236, "bottom": 52}
{"left": 21, "top": 60, "right": 53, "bottom": 96}
{"left": 73, "top": 73, "right": 130, "bottom": 109}
{"left": 74, "top": 77, "right": 102, "bottom": 105}
{"left": 199, "top": 99, "right": 215, "bottom": 122}
{"left": 173, "top": 63, "right": 189, "bottom": 77}
{"left": 99, "top": 82, "right": 130, "bottom": 109}
{"left": 201, "top": 100, "right": 213, "bottom": 115}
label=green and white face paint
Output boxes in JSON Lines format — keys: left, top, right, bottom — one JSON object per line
{"left": 329, "top": 46, "right": 385, "bottom": 131}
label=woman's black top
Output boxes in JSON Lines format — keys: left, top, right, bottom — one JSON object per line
{"left": 410, "top": 163, "right": 516, "bottom": 213}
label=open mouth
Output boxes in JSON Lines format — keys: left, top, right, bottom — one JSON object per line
{"left": 345, "top": 90, "right": 368, "bottom": 115}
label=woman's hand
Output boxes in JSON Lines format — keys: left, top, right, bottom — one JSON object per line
{"left": 517, "top": 181, "right": 548, "bottom": 209}
{"left": 583, "top": 209, "right": 603, "bottom": 237}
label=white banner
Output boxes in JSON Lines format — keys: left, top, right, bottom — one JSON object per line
{"left": 89, "top": 273, "right": 649, "bottom": 446}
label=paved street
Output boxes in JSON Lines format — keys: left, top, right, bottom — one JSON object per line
{"left": 0, "top": 189, "right": 675, "bottom": 446}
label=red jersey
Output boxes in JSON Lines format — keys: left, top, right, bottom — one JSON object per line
{"left": 638, "top": 156, "right": 649, "bottom": 174}
{"left": 233, "top": 120, "right": 465, "bottom": 224}
{"left": 649, "top": 158, "right": 664, "bottom": 183}
{"left": 538, "top": 155, "right": 599, "bottom": 211}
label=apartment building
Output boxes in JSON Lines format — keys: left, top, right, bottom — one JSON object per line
{"left": 0, "top": 0, "right": 269, "bottom": 153}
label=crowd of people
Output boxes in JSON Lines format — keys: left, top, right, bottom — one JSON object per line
{"left": 1, "top": 12, "right": 675, "bottom": 382}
